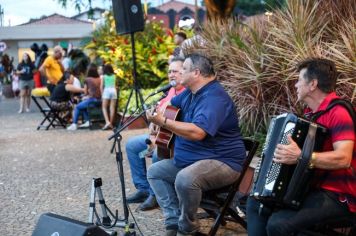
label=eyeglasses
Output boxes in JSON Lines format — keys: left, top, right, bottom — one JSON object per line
{"left": 168, "top": 70, "right": 180, "bottom": 74}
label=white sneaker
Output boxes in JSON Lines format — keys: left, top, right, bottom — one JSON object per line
{"left": 79, "top": 121, "right": 90, "bottom": 128}
{"left": 67, "top": 123, "right": 77, "bottom": 131}
{"left": 25, "top": 108, "right": 31, "bottom": 113}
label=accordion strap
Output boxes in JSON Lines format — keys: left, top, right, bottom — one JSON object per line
{"left": 310, "top": 98, "right": 356, "bottom": 132}
{"left": 309, "top": 98, "right": 356, "bottom": 186}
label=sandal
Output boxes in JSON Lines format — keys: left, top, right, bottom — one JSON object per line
{"left": 102, "top": 123, "right": 113, "bottom": 130}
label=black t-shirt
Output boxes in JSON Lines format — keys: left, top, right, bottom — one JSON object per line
{"left": 50, "top": 83, "right": 70, "bottom": 102}
{"left": 17, "top": 62, "right": 35, "bottom": 81}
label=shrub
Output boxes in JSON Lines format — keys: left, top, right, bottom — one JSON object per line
{"left": 85, "top": 12, "right": 175, "bottom": 90}
{"left": 186, "top": 0, "right": 356, "bottom": 143}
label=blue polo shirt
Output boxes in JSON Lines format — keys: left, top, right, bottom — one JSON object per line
{"left": 171, "top": 80, "right": 246, "bottom": 172}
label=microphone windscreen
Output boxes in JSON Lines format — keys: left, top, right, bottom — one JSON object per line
{"left": 170, "top": 80, "right": 177, "bottom": 87}
{"left": 145, "top": 138, "right": 152, "bottom": 145}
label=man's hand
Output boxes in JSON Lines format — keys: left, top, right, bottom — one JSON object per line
{"left": 273, "top": 135, "right": 301, "bottom": 165}
{"left": 148, "top": 123, "right": 159, "bottom": 136}
{"left": 146, "top": 107, "right": 165, "bottom": 127}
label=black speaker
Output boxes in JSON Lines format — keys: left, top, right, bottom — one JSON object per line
{"left": 32, "top": 212, "right": 109, "bottom": 236}
{"left": 112, "top": 0, "right": 145, "bottom": 35}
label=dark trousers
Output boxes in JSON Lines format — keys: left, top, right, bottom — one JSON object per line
{"left": 47, "top": 84, "right": 55, "bottom": 94}
{"left": 246, "top": 190, "right": 351, "bottom": 236}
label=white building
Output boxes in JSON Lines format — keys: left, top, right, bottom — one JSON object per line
{"left": 71, "top": 7, "right": 106, "bottom": 22}
{"left": 0, "top": 13, "right": 96, "bottom": 63}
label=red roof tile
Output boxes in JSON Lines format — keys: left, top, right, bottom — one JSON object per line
{"left": 157, "top": 0, "right": 203, "bottom": 13}
{"left": 22, "top": 14, "right": 91, "bottom": 25}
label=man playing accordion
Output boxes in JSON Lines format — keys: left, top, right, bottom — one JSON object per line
{"left": 247, "top": 58, "right": 355, "bottom": 235}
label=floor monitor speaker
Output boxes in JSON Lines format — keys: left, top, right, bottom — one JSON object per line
{"left": 32, "top": 212, "right": 109, "bottom": 236}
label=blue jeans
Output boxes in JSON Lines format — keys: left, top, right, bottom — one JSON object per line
{"left": 147, "top": 159, "right": 240, "bottom": 233}
{"left": 73, "top": 97, "right": 97, "bottom": 124}
{"left": 246, "top": 190, "right": 352, "bottom": 236}
{"left": 125, "top": 134, "right": 160, "bottom": 196}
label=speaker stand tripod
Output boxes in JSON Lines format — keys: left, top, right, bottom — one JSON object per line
{"left": 119, "top": 32, "right": 147, "bottom": 127}
{"left": 88, "top": 177, "right": 135, "bottom": 236}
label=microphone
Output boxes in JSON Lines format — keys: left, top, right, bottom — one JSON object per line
{"left": 145, "top": 138, "right": 152, "bottom": 145}
{"left": 147, "top": 81, "right": 176, "bottom": 97}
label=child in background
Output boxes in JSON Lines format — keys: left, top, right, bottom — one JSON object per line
{"left": 100, "top": 64, "right": 117, "bottom": 130}
{"left": 12, "top": 71, "right": 20, "bottom": 98}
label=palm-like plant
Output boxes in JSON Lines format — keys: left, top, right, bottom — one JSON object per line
{"left": 188, "top": 0, "right": 355, "bottom": 142}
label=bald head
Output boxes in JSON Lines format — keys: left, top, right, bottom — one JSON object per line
{"left": 53, "top": 46, "right": 63, "bottom": 59}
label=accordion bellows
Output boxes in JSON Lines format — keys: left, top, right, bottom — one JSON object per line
{"left": 252, "top": 113, "right": 328, "bottom": 209}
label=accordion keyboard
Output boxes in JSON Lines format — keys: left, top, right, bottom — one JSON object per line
{"left": 265, "top": 122, "right": 295, "bottom": 191}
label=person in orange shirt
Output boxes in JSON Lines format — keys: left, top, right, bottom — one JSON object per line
{"left": 39, "top": 45, "right": 64, "bottom": 93}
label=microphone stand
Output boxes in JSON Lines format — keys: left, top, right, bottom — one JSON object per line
{"left": 107, "top": 109, "right": 147, "bottom": 234}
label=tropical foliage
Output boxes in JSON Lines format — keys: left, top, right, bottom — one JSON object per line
{"left": 185, "top": 0, "right": 356, "bottom": 140}
{"left": 84, "top": 11, "right": 175, "bottom": 90}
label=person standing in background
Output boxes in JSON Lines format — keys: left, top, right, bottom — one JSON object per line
{"left": 100, "top": 64, "right": 117, "bottom": 130}
{"left": 39, "top": 45, "right": 64, "bottom": 93}
{"left": 17, "top": 53, "right": 35, "bottom": 113}
{"left": 168, "top": 32, "right": 187, "bottom": 64}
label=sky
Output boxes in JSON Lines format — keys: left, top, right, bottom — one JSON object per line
{"left": 0, "top": 0, "right": 198, "bottom": 26}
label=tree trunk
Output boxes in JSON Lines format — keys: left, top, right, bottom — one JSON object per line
{"left": 204, "top": 0, "right": 236, "bottom": 21}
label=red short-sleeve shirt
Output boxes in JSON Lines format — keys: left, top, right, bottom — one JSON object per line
{"left": 306, "top": 92, "right": 356, "bottom": 212}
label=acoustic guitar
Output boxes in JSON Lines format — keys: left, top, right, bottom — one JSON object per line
{"left": 155, "top": 105, "right": 181, "bottom": 158}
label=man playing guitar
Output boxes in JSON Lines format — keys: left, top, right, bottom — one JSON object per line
{"left": 146, "top": 54, "right": 246, "bottom": 236}
{"left": 125, "top": 57, "right": 185, "bottom": 211}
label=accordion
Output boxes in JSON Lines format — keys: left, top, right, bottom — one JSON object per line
{"left": 252, "top": 113, "right": 328, "bottom": 209}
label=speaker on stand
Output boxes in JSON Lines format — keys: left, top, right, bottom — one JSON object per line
{"left": 112, "top": 0, "right": 144, "bottom": 35}
{"left": 112, "top": 0, "right": 146, "bottom": 125}
{"left": 103, "top": 1, "right": 146, "bottom": 235}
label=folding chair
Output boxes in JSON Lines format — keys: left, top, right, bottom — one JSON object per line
{"left": 31, "top": 95, "right": 68, "bottom": 130}
{"left": 87, "top": 100, "right": 105, "bottom": 130}
{"left": 199, "top": 138, "right": 259, "bottom": 236}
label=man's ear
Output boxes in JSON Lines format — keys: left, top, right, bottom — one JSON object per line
{"left": 310, "top": 79, "right": 318, "bottom": 91}
{"left": 194, "top": 69, "right": 200, "bottom": 77}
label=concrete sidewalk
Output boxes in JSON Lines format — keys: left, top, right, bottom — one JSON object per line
{"left": 0, "top": 97, "right": 246, "bottom": 236}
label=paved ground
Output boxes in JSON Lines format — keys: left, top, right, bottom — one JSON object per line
{"left": 0, "top": 97, "right": 247, "bottom": 236}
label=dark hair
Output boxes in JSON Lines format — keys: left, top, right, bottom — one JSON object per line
{"left": 297, "top": 58, "right": 337, "bottom": 93}
{"left": 58, "top": 71, "right": 71, "bottom": 84}
{"left": 175, "top": 32, "right": 187, "bottom": 40}
{"left": 86, "top": 63, "right": 99, "bottom": 78}
{"left": 185, "top": 53, "right": 215, "bottom": 77}
{"left": 170, "top": 57, "right": 185, "bottom": 64}
{"left": 40, "top": 44, "right": 48, "bottom": 52}
{"left": 103, "top": 64, "right": 114, "bottom": 75}
{"left": 30, "top": 43, "right": 40, "bottom": 53}
{"left": 21, "top": 53, "right": 33, "bottom": 64}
